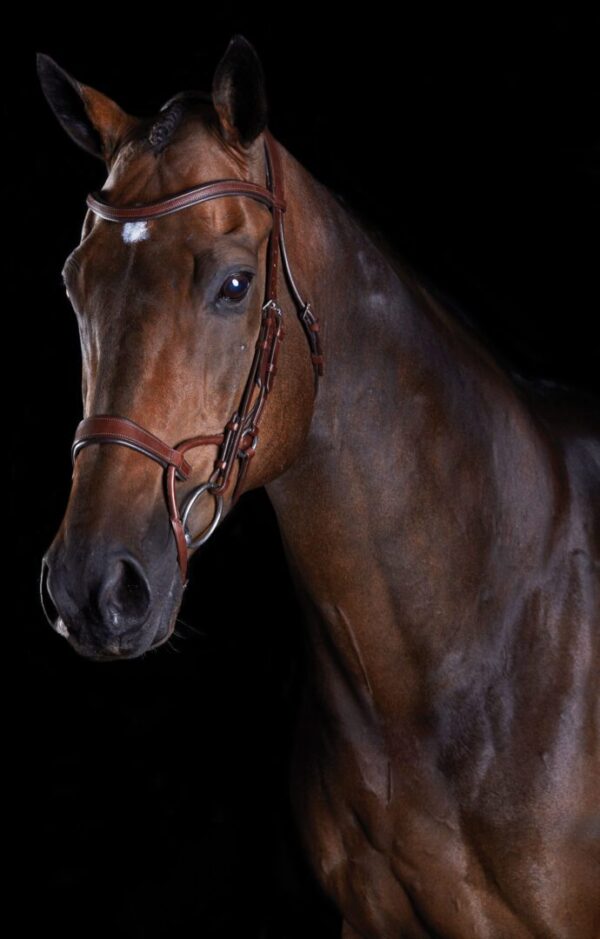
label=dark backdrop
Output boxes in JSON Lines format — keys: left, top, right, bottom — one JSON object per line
{"left": 9, "top": 11, "right": 598, "bottom": 939}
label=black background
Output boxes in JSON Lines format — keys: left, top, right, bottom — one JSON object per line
{"left": 9, "top": 11, "right": 598, "bottom": 938}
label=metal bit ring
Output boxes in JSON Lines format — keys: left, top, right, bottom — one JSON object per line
{"left": 180, "top": 482, "right": 224, "bottom": 549}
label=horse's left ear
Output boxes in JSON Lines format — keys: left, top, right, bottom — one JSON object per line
{"left": 211, "top": 34, "right": 268, "bottom": 149}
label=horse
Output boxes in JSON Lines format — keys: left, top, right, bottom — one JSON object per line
{"left": 37, "top": 35, "right": 599, "bottom": 939}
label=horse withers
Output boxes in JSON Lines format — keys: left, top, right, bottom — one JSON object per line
{"left": 38, "top": 36, "right": 599, "bottom": 939}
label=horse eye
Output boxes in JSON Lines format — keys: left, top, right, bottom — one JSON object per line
{"left": 218, "top": 272, "right": 254, "bottom": 303}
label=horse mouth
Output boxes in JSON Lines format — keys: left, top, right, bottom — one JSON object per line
{"left": 59, "top": 621, "right": 175, "bottom": 662}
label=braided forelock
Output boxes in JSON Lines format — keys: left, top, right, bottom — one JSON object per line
{"left": 148, "top": 101, "right": 186, "bottom": 154}
{"left": 147, "top": 91, "right": 213, "bottom": 155}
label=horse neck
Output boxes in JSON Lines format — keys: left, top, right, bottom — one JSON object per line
{"left": 266, "top": 142, "right": 568, "bottom": 710}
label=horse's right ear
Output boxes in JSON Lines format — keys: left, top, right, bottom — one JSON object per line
{"left": 36, "top": 53, "right": 138, "bottom": 163}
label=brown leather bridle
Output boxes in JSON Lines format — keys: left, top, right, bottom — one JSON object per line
{"left": 70, "top": 128, "right": 323, "bottom": 587}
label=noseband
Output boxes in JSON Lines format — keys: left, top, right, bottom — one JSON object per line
{"left": 70, "top": 128, "right": 323, "bottom": 587}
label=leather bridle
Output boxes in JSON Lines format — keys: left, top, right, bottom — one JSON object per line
{"left": 70, "top": 128, "right": 323, "bottom": 587}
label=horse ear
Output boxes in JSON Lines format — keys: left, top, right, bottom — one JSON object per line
{"left": 36, "top": 53, "right": 138, "bottom": 163}
{"left": 211, "top": 34, "right": 268, "bottom": 149}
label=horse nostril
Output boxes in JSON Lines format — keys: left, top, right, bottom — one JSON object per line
{"left": 98, "top": 554, "right": 152, "bottom": 629}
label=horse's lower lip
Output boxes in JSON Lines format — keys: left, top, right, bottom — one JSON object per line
{"left": 75, "top": 643, "right": 145, "bottom": 662}
{"left": 55, "top": 605, "right": 177, "bottom": 659}
{"left": 94, "top": 650, "right": 139, "bottom": 661}
{"left": 64, "top": 630, "right": 157, "bottom": 661}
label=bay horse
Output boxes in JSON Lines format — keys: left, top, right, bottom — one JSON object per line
{"left": 38, "top": 36, "right": 599, "bottom": 939}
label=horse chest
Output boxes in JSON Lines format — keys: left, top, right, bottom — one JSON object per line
{"left": 289, "top": 687, "right": 482, "bottom": 937}
{"left": 289, "top": 680, "right": 599, "bottom": 938}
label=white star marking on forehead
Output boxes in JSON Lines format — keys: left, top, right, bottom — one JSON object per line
{"left": 122, "top": 221, "right": 150, "bottom": 243}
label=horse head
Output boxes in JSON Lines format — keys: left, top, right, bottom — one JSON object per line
{"left": 38, "top": 37, "right": 321, "bottom": 661}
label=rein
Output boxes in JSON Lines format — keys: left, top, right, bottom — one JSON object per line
{"left": 70, "top": 128, "right": 323, "bottom": 587}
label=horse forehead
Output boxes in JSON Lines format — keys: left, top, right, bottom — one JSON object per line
{"left": 82, "top": 201, "right": 266, "bottom": 272}
{"left": 106, "top": 125, "right": 260, "bottom": 216}
{"left": 76, "top": 145, "right": 271, "bottom": 278}
{"left": 86, "top": 168, "right": 269, "bottom": 251}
